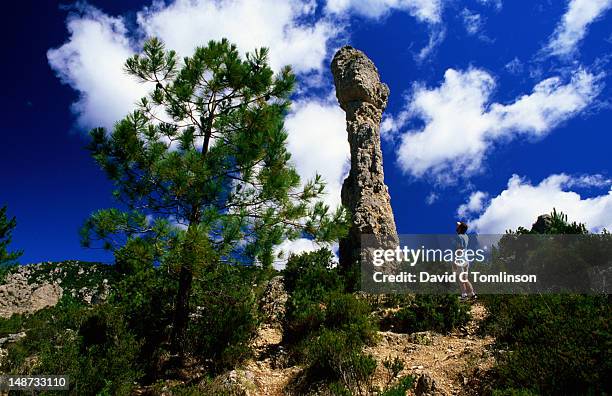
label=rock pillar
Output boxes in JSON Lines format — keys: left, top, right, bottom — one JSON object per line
{"left": 331, "top": 46, "right": 399, "bottom": 276}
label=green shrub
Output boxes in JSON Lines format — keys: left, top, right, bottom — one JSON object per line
{"left": 283, "top": 248, "right": 344, "bottom": 296}
{"left": 283, "top": 249, "right": 351, "bottom": 344}
{"left": 2, "top": 300, "right": 142, "bottom": 395}
{"left": 482, "top": 294, "right": 611, "bottom": 394}
{"left": 306, "top": 329, "right": 377, "bottom": 395}
{"left": 0, "top": 313, "right": 25, "bottom": 338}
{"left": 110, "top": 264, "right": 176, "bottom": 379}
{"left": 325, "top": 293, "right": 378, "bottom": 344}
{"left": 282, "top": 250, "right": 380, "bottom": 394}
{"left": 187, "top": 264, "right": 259, "bottom": 373}
{"left": 381, "top": 376, "right": 415, "bottom": 396}
{"left": 284, "top": 289, "right": 327, "bottom": 341}
{"left": 383, "top": 295, "right": 470, "bottom": 334}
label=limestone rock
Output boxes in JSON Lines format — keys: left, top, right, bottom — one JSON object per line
{"left": 0, "top": 261, "right": 112, "bottom": 318}
{"left": 331, "top": 46, "right": 398, "bottom": 272}
{"left": 0, "top": 267, "right": 62, "bottom": 318}
{"left": 259, "top": 276, "right": 288, "bottom": 325}
{"left": 531, "top": 214, "right": 552, "bottom": 233}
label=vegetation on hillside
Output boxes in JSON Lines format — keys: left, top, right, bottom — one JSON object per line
{"left": 481, "top": 209, "right": 612, "bottom": 395}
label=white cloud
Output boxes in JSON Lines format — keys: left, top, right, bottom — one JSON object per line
{"left": 461, "top": 8, "right": 483, "bottom": 35}
{"left": 463, "top": 174, "right": 612, "bottom": 233}
{"left": 476, "top": 0, "right": 502, "bottom": 10}
{"left": 325, "top": 0, "right": 443, "bottom": 23}
{"left": 415, "top": 26, "right": 446, "bottom": 62}
{"left": 284, "top": 98, "right": 349, "bottom": 210}
{"left": 425, "top": 192, "right": 439, "bottom": 205}
{"left": 47, "top": 8, "right": 148, "bottom": 130}
{"left": 457, "top": 191, "right": 488, "bottom": 218}
{"left": 388, "top": 67, "right": 601, "bottom": 183}
{"left": 272, "top": 239, "right": 338, "bottom": 270}
{"left": 48, "top": 1, "right": 341, "bottom": 130}
{"left": 544, "top": 0, "right": 612, "bottom": 57}
{"left": 325, "top": 0, "right": 445, "bottom": 62}
{"left": 137, "top": 0, "right": 338, "bottom": 74}
{"left": 504, "top": 57, "right": 524, "bottom": 75}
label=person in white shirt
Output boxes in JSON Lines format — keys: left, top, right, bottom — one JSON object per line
{"left": 454, "top": 221, "right": 477, "bottom": 301}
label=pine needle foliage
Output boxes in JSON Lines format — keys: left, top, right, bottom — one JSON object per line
{"left": 80, "top": 38, "right": 349, "bottom": 354}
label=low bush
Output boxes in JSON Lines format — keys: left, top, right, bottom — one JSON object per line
{"left": 283, "top": 249, "right": 377, "bottom": 347}
{"left": 482, "top": 294, "right": 611, "bottom": 395}
{"left": 282, "top": 249, "right": 380, "bottom": 394}
{"left": 380, "top": 375, "right": 415, "bottom": 396}
{"left": 481, "top": 212, "right": 611, "bottom": 394}
{"left": 1, "top": 299, "right": 142, "bottom": 395}
{"left": 187, "top": 263, "right": 259, "bottom": 374}
{"left": 0, "top": 313, "right": 25, "bottom": 338}
{"left": 382, "top": 294, "right": 470, "bottom": 334}
{"left": 306, "top": 329, "right": 377, "bottom": 395}
{"left": 283, "top": 248, "right": 344, "bottom": 296}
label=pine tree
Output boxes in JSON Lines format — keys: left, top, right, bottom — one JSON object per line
{"left": 0, "top": 205, "right": 23, "bottom": 267}
{"left": 81, "top": 38, "right": 349, "bottom": 356}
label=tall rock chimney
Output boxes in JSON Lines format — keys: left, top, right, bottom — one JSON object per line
{"left": 331, "top": 46, "right": 399, "bottom": 276}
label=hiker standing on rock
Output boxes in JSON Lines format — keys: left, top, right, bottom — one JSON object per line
{"left": 454, "top": 221, "right": 477, "bottom": 301}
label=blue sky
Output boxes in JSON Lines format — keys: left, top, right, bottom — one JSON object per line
{"left": 2, "top": 0, "right": 611, "bottom": 264}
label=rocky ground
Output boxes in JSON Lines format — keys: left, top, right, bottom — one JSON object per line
{"left": 1, "top": 267, "right": 495, "bottom": 396}
{"left": 366, "top": 303, "right": 494, "bottom": 396}
{"left": 222, "top": 279, "right": 494, "bottom": 396}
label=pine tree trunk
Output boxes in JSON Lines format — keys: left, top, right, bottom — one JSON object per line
{"left": 170, "top": 216, "right": 199, "bottom": 358}
{"left": 171, "top": 262, "right": 193, "bottom": 357}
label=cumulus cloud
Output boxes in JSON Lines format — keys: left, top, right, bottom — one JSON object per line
{"left": 48, "top": 1, "right": 341, "bottom": 130}
{"left": 271, "top": 97, "right": 348, "bottom": 268}
{"left": 462, "top": 174, "right": 612, "bottom": 233}
{"left": 137, "top": 0, "right": 338, "bottom": 74}
{"left": 544, "top": 0, "right": 612, "bottom": 57}
{"left": 387, "top": 67, "right": 601, "bottom": 183}
{"left": 457, "top": 191, "right": 488, "bottom": 218}
{"left": 284, "top": 98, "right": 350, "bottom": 210}
{"left": 47, "top": 8, "right": 148, "bottom": 130}
{"left": 325, "top": 0, "right": 443, "bottom": 23}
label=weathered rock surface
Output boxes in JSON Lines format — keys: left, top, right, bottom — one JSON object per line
{"left": 531, "top": 214, "right": 553, "bottom": 233}
{"left": 0, "top": 267, "right": 63, "bottom": 318}
{"left": 331, "top": 46, "right": 399, "bottom": 272}
{"left": 259, "top": 276, "right": 288, "bottom": 325}
{"left": 0, "top": 261, "right": 112, "bottom": 318}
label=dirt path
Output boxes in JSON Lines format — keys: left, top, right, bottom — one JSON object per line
{"left": 243, "top": 303, "right": 493, "bottom": 396}
{"left": 242, "top": 325, "right": 301, "bottom": 396}
{"left": 366, "top": 303, "right": 494, "bottom": 396}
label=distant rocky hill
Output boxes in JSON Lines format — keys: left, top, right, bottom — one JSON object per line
{"left": 0, "top": 261, "right": 114, "bottom": 318}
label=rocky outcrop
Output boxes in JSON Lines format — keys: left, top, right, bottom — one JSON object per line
{"left": 259, "top": 276, "right": 288, "bottom": 325}
{"left": 0, "top": 267, "right": 63, "bottom": 318}
{"left": 531, "top": 214, "right": 553, "bottom": 234}
{"left": 0, "top": 261, "right": 112, "bottom": 318}
{"left": 331, "top": 46, "right": 399, "bottom": 273}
